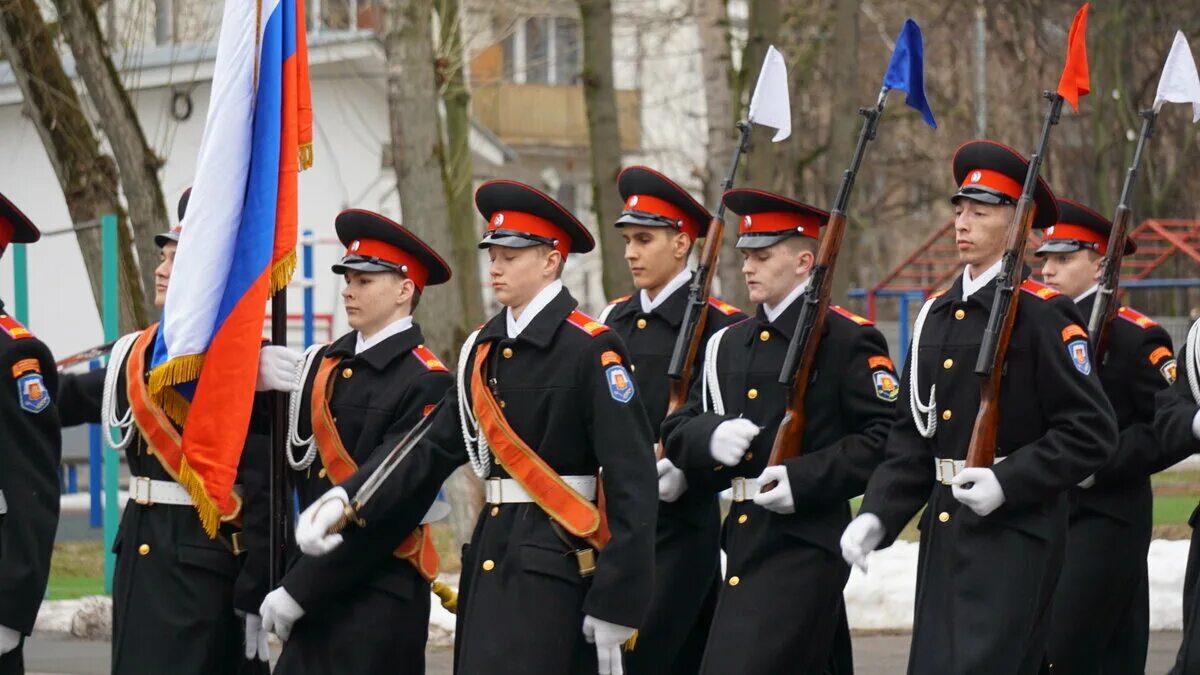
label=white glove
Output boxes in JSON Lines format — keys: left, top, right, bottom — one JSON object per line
{"left": 951, "top": 467, "right": 1006, "bottom": 517}
{"left": 582, "top": 615, "right": 635, "bottom": 675}
{"left": 656, "top": 458, "right": 688, "bottom": 502}
{"left": 256, "top": 345, "right": 304, "bottom": 392}
{"left": 751, "top": 465, "right": 795, "bottom": 514}
{"left": 243, "top": 613, "right": 269, "bottom": 661}
{"left": 709, "top": 418, "right": 760, "bottom": 467}
{"left": 260, "top": 587, "right": 305, "bottom": 642}
{"left": 0, "top": 624, "right": 20, "bottom": 656}
{"left": 840, "top": 513, "right": 885, "bottom": 573}
{"left": 1191, "top": 409, "right": 1200, "bottom": 441}
{"left": 1078, "top": 474, "right": 1096, "bottom": 489}
{"left": 296, "top": 486, "right": 349, "bottom": 556}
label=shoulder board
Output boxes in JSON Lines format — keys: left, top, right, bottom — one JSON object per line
{"left": 607, "top": 295, "right": 632, "bottom": 306}
{"left": 1117, "top": 306, "right": 1159, "bottom": 330}
{"left": 928, "top": 289, "right": 947, "bottom": 300}
{"left": 829, "top": 305, "right": 874, "bottom": 326}
{"left": 411, "top": 344, "right": 448, "bottom": 372}
{"left": 1019, "top": 280, "right": 1060, "bottom": 300}
{"left": 566, "top": 310, "right": 610, "bottom": 337}
{"left": 0, "top": 314, "right": 33, "bottom": 340}
{"left": 707, "top": 297, "right": 742, "bottom": 316}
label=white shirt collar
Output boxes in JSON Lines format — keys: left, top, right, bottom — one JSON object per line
{"left": 640, "top": 268, "right": 692, "bottom": 314}
{"left": 355, "top": 315, "right": 413, "bottom": 355}
{"left": 961, "top": 259, "right": 1003, "bottom": 300}
{"left": 1074, "top": 284, "right": 1099, "bottom": 303}
{"left": 764, "top": 277, "right": 811, "bottom": 323}
{"left": 506, "top": 280, "right": 564, "bottom": 339}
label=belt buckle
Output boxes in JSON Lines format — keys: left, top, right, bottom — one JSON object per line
{"left": 731, "top": 477, "right": 746, "bottom": 502}
{"left": 937, "top": 459, "right": 957, "bottom": 485}
{"left": 134, "top": 476, "right": 152, "bottom": 505}
{"left": 486, "top": 478, "right": 502, "bottom": 504}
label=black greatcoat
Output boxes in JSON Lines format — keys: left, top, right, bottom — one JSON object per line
{"left": 1047, "top": 296, "right": 1173, "bottom": 674}
{"left": 274, "top": 324, "right": 451, "bottom": 675}
{"left": 0, "top": 302, "right": 61, "bottom": 675}
{"left": 57, "top": 329, "right": 270, "bottom": 675}
{"left": 598, "top": 284, "right": 746, "bottom": 675}
{"left": 859, "top": 273, "right": 1117, "bottom": 675}
{"left": 338, "top": 288, "right": 658, "bottom": 674}
{"left": 661, "top": 298, "right": 896, "bottom": 675}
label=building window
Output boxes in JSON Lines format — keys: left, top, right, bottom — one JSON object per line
{"left": 499, "top": 16, "right": 581, "bottom": 85}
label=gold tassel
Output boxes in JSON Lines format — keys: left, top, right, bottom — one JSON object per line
{"left": 298, "top": 143, "right": 314, "bottom": 171}
{"left": 179, "top": 457, "right": 221, "bottom": 538}
{"left": 157, "top": 386, "right": 191, "bottom": 426}
{"left": 148, "top": 354, "right": 205, "bottom": 395}
{"left": 431, "top": 580, "right": 458, "bottom": 613}
{"left": 623, "top": 630, "right": 639, "bottom": 652}
{"left": 270, "top": 250, "right": 297, "bottom": 296}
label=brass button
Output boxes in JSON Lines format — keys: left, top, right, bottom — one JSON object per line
{"left": 637, "top": 318, "right": 648, "bottom": 329}
{"left": 482, "top": 559, "right": 495, "bottom": 571}
{"left": 747, "top": 388, "right": 758, "bottom": 400}
{"left": 318, "top": 467, "right": 328, "bottom": 479}
{"left": 490, "top": 506, "right": 500, "bottom": 517}
{"left": 938, "top": 511, "right": 950, "bottom": 523}
{"left": 954, "top": 309, "right": 966, "bottom": 320}
{"left": 138, "top": 544, "right": 150, "bottom": 556}
{"left": 713, "top": 464, "right": 723, "bottom": 471}
{"left": 631, "top": 364, "right": 637, "bottom": 372}
{"left": 744, "top": 452, "right": 753, "bottom": 461}
{"left": 502, "top": 347, "right": 514, "bottom": 359}
{"left": 942, "top": 409, "right": 952, "bottom": 421}
{"left": 943, "top": 359, "right": 954, "bottom": 369}
{"left": 759, "top": 330, "right": 770, "bottom": 342}
{"left": 499, "top": 400, "right": 507, "bottom": 409}
{"left": 737, "top": 514, "right": 748, "bottom": 524}
{"left": 728, "top": 576, "right": 740, "bottom": 586}
{"left": 341, "top": 367, "right": 353, "bottom": 379}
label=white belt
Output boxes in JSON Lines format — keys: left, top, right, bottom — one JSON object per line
{"left": 730, "top": 477, "right": 761, "bottom": 503}
{"left": 129, "top": 477, "right": 244, "bottom": 507}
{"left": 0, "top": 489, "right": 6, "bottom": 515}
{"left": 485, "top": 476, "right": 596, "bottom": 504}
{"left": 934, "top": 456, "right": 1005, "bottom": 485}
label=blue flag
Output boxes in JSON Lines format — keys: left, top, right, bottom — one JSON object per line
{"left": 882, "top": 18, "right": 937, "bottom": 128}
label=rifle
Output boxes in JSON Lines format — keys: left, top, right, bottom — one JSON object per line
{"left": 56, "top": 340, "right": 118, "bottom": 370}
{"left": 966, "top": 91, "right": 1064, "bottom": 469}
{"left": 765, "top": 88, "right": 889, "bottom": 470}
{"left": 1087, "top": 109, "right": 1157, "bottom": 362}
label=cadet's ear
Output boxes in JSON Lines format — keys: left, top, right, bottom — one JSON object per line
{"left": 672, "top": 231, "right": 691, "bottom": 261}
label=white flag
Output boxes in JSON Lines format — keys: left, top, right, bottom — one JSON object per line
{"left": 1154, "top": 30, "right": 1200, "bottom": 123}
{"left": 748, "top": 45, "right": 791, "bottom": 142}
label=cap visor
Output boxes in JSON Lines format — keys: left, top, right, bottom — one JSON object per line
{"left": 614, "top": 213, "right": 674, "bottom": 229}
{"left": 736, "top": 232, "right": 797, "bottom": 250}
{"left": 332, "top": 258, "right": 397, "bottom": 274}
{"left": 1033, "top": 240, "right": 1085, "bottom": 257}
{"left": 477, "top": 232, "right": 545, "bottom": 250}
{"left": 154, "top": 233, "right": 180, "bottom": 248}
{"left": 950, "top": 188, "right": 1011, "bottom": 206}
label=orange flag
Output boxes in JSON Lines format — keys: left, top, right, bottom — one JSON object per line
{"left": 1057, "top": 3, "right": 1091, "bottom": 111}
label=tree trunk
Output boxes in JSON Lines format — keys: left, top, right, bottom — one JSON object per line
{"left": 827, "top": 0, "right": 860, "bottom": 299}
{"left": 699, "top": 0, "right": 748, "bottom": 308}
{"left": 737, "top": 0, "right": 781, "bottom": 189}
{"left": 434, "top": 0, "right": 483, "bottom": 551}
{"left": 577, "top": 0, "right": 630, "bottom": 300}
{"left": 54, "top": 0, "right": 166, "bottom": 321}
{"left": 0, "top": 0, "right": 147, "bottom": 332}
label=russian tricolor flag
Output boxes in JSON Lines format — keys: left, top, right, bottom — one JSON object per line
{"left": 150, "top": 0, "right": 312, "bottom": 534}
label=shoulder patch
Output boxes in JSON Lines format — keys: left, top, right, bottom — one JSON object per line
{"left": 830, "top": 305, "right": 874, "bottom": 326}
{"left": 1118, "top": 306, "right": 1159, "bottom": 330}
{"left": 605, "top": 364, "right": 635, "bottom": 403}
{"left": 1161, "top": 358, "right": 1178, "bottom": 385}
{"left": 16, "top": 371, "right": 50, "bottom": 413}
{"left": 1066, "top": 339, "right": 1092, "bottom": 375}
{"left": 411, "top": 345, "right": 448, "bottom": 372}
{"left": 1020, "top": 279, "right": 1060, "bottom": 300}
{"left": 607, "top": 295, "right": 632, "bottom": 306}
{"left": 11, "top": 357, "right": 40, "bottom": 378}
{"left": 0, "top": 314, "right": 33, "bottom": 340}
{"left": 1061, "top": 324, "right": 1087, "bottom": 342}
{"left": 707, "top": 297, "right": 742, "bottom": 316}
{"left": 1149, "top": 346, "right": 1174, "bottom": 366}
{"left": 600, "top": 350, "right": 622, "bottom": 366}
{"left": 566, "top": 310, "right": 610, "bottom": 337}
{"left": 868, "top": 355, "right": 895, "bottom": 371}
{"left": 873, "top": 371, "right": 900, "bottom": 402}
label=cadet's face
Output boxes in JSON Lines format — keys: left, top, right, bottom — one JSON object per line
{"left": 622, "top": 225, "right": 689, "bottom": 293}
{"left": 953, "top": 200, "right": 1014, "bottom": 271}
{"left": 741, "top": 240, "right": 814, "bottom": 307}
{"left": 1040, "top": 249, "right": 1101, "bottom": 298}
{"left": 341, "top": 270, "right": 411, "bottom": 335}
{"left": 154, "top": 242, "right": 177, "bottom": 309}
{"left": 488, "top": 245, "right": 559, "bottom": 310}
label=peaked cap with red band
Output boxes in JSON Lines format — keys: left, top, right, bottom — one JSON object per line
{"left": 722, "top": 188, "right": 830, "bottom": 250}
{"left": 476, "top": 180, "right": 594, "bottom": 256}
{"left": 1035, "top": 197, "right": 1135, "bottom": 257}
{"left": 332, "top": 209, "right": 452, "bottom": 291}
{"left": 615, "top": 165, "right": 712, "bottom": 240}
{"left": 0, "top": 191, "right": 40, "bottom": 250}
{"left": 155, "top": 187, "right": 191, "bottom": 249}
{"left": 951, "top": 140, "right": 1059, "bottom": 230}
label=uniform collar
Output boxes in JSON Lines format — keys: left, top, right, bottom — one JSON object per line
{"left": 962, "top": 259, "right": 1002, "bottom": 300}
{"left": 1074, "top": 284, "right": 1098, "bottom": 304}
{"left": 1075, "top": 290, "right": 1096, "bottom": 319}
{"left": 506, "top": 279, "right": 564, "bottom": 339}
{"left": 327, "top": 322, "right": 426, "bottom": 371}
{"left": 609, "top": 276, "right": 692, "bottom": 328}
{"left": 764, "top": 277, "right": 810, "bottom": 323}
{"left": 355, "top": 315, "right": 413, "bottom": 355}
{"left": 639, "top": 268, "right": 692, "bottom": 314}
{"left": 933, "top": 264, "right": 1033, "bottom": 314}
{"left": 481, "top": 284, "right": 578, "bottom": 348}
{"left": 749, "top": 285, "right": 807, "bottom": 343}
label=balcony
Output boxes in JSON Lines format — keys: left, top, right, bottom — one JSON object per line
{"left": 471, "top": 83, "right": 641, "bottom": 152}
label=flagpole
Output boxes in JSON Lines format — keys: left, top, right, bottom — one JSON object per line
{"left": 269, "top": 285, "right": 290, "bottom": 587}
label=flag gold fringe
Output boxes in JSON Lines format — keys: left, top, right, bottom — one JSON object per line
{"left": 178, "top": 456, "right": 222, "bottom": 538}
{"left": 299, "top": 143, "right": 313, "bottom": 171}
{"left": 624, "top": 630, "right": 638, "bottom": 651}
{"left": 271, "top": 250, "right": 297, "bottom": 296}
{"left": 148, "top": 354, "right": 205, "bottom": 396}
{"left": 431, "top": 580, "right": 458, "bottom": 613}
{"left": 158, "top": 386, "right": 191, "bottom": 427}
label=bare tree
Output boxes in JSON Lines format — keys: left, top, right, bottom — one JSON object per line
{"left": 0, "top": 0, "right": 148, "bottom": 331}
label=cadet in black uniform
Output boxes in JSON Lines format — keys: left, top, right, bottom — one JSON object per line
{"left": 0, "top": 193, "right": 60, "bottom": 675}
{"left": 295, "top": 180, "right": 658, "bottom": 674}
{"left": 660, "top": 188, "right": 896, "bottom": 674}
{"left": 842, "top": 141, "right": 1118, "bottom": 674}
{"left": 1036, "top": 198, "right": 1173, "bottom": 673}
{"left": 596, "top": 166, "right": 745, "bottom": 675}
{"left": 257, "top": 210, "right": 454, "bottom": 674}
{"left": 57, "top": 189, "right": 272, "bottom": 674}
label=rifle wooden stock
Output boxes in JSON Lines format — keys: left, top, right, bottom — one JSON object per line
{"left": 665, "top": 213, "right": 725, "bottom": 418}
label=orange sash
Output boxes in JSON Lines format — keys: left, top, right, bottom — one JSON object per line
{"left": 310, "top": 355, "right": 439, "bottom": 581}
{"left": 126, "top": 324, "right": 243, "bottom": 528}
{"left": 469, "top": 341, "right": 610, "bottom": 549}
